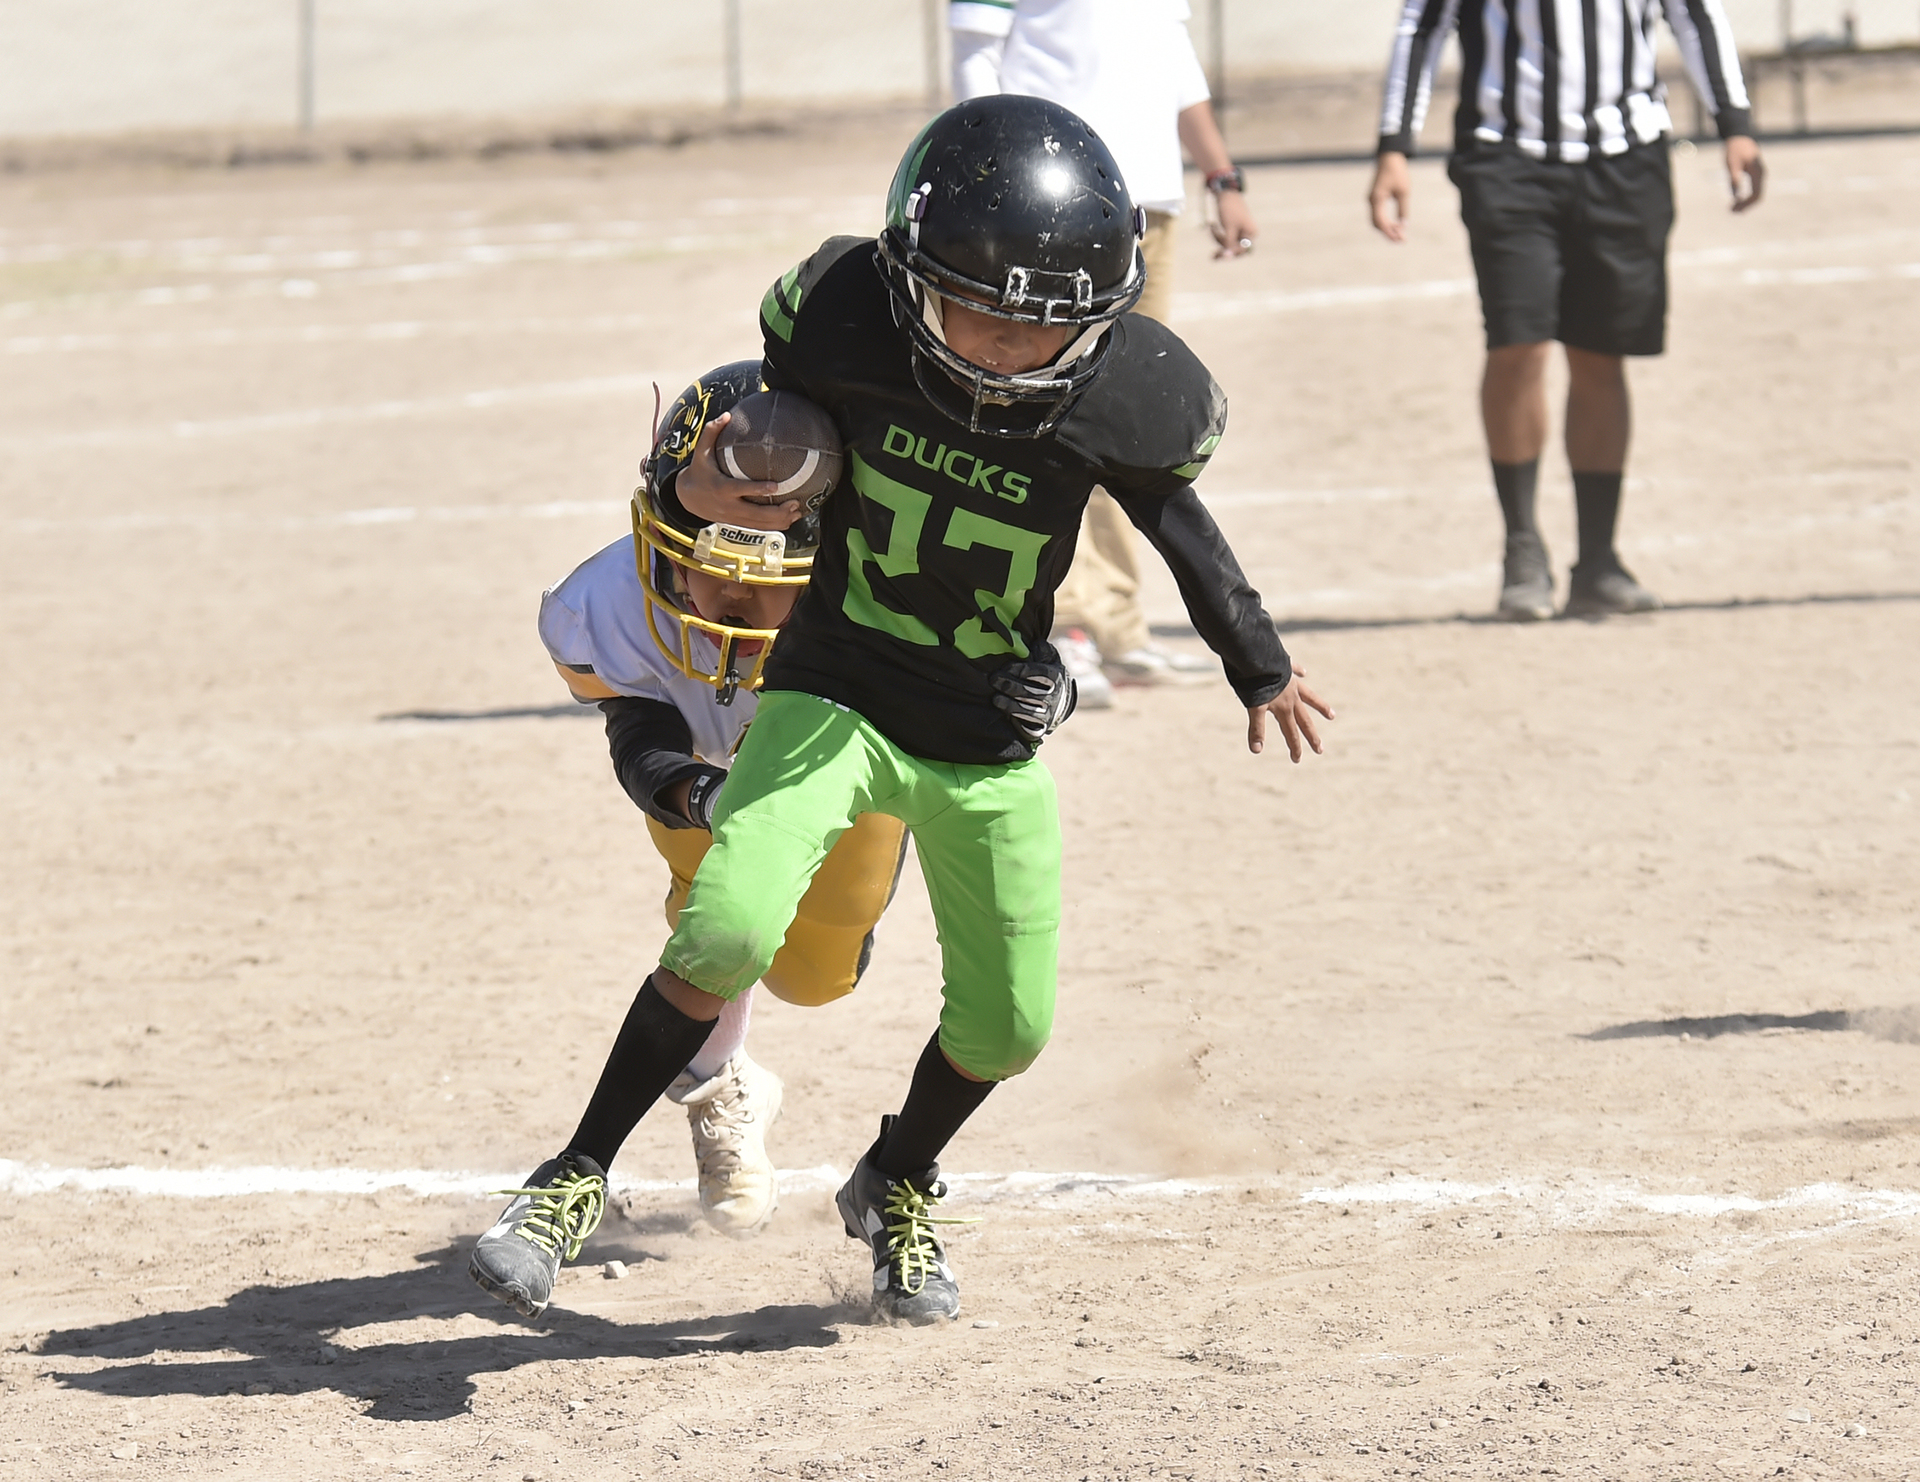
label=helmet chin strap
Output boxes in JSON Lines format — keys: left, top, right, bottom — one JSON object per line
{"left": 922, "top": 288, "right": 1112, "bottom": 383}
{"left": 715, "top": 633, "right": 742, "bottom": 707}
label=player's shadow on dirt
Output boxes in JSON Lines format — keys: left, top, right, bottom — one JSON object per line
{"left": 379, "top": 703, "right": 593, "bottom": 722}
{"left": 1585, "top": 1010, "right": 1852, "bottom": 1040}
{"left": 1254, "top": 588, "right": 1920, "bottom": 635}
{"left": 1585, "top": 1005, "right": 1920, "bottom": 1043}
{"left": 37, "top": 1241, "right": 852, "bottom": 1423}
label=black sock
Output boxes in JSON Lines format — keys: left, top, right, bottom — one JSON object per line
{"left": 1573, "top": 470, "right": 1624, "bottom": 568}
{"left": 1491, "top": 459, "right": 1540, "bottom": 538}
{"left": 873, "top": 1032, "right": 997, "bottom": 1180}
{"left": 565, "top": 975, "right": 717, "bottom": 1172}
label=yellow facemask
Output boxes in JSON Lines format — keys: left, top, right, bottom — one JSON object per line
{"left": 630, "top": 486, "right": 813, "bottom": 706}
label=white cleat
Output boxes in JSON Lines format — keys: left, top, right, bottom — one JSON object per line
{"left": 666, "top": 1052, "right": 784, "bottom": 1234}
{"left": 1107, "top": 643, "right": 1215, "bottom": 685}
{"left": 1052, "top": 627, "right": 1113, "bottom": 709}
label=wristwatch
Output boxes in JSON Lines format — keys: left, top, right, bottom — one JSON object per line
{"left": 1205, "top": 167, "right": 1246, "bottom": 195}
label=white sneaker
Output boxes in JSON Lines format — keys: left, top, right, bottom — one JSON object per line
{"left": 666, "top": 1052, "right": 783, "bottom": 1235}
{"left": 1107, "top": 644, "right": 1215, "bottom": 685}
{"left": 1051, "top": 626, "right": 1113, "bottom": 709}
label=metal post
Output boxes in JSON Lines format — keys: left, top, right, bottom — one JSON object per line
{"left": 1207, "top": 0, "right": 1227, "bottom": 123}
{"left": 924, "top": 0, "right": 943, "bottom": 110}
{"left": 297, "top": 0, "right": 315, "bottom": 131}
{"left": 722, "top": 0, "right": 743, "bottom": 111}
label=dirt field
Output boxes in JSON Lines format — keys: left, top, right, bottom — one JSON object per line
{"left": 2, "top": 121, "right": 1917, "bottom": 1480}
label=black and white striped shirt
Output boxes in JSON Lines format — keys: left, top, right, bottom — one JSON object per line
{"left": 1379, "top": 0, "right": 1754, "bottom": 162}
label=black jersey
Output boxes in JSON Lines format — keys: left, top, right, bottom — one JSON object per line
{"left": 758, "top": 235, "right": 1292, "bottom": 765}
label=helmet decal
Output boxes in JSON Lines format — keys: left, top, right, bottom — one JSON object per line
{"left": 884, "top": 124, "right": 937, "bottom": 232}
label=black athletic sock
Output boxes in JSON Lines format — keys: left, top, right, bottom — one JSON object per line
{"left": 565, "top": 974, "right": 718, "bottom": 1173}
{"left": 1573, "top": 470, "right": 1624, "bottom": 568}
{"left": 1491, "top": 459, "right": 1541, "bottom": 538}
{"left": 873, "top": 1032, "right": 997, "bottom": 1180}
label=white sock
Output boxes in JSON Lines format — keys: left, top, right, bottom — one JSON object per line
{"left": 684, "top": 989, "right": 752, "bottom": 1083}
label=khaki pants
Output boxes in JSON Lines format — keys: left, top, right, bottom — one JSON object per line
{"left": 1052, "top": 210, "right": 1177, "bottom": 660}
{"left": 1051, "top": 487, "right": 1149, "bottom": 658}
{"left": 1134, "top": 208, "right": 1177, "bottom": 327}
{"left": 647, "top": 809, "right": 907, "bottom": 1007}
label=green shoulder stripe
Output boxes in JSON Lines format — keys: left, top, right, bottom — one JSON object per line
{"left": 760, "top": 265, "right": 803, "bottom": 344}
{"left": 1170, "top": 432, "right": 1222, "bottom": 481}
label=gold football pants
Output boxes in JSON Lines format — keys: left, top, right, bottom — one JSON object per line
{"left": 645, "top": 810, "right": 908, "bottom": 1006}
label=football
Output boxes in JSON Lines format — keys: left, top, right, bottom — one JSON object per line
{"left": 713, "top": 389, "right": 844, "bottom": 510}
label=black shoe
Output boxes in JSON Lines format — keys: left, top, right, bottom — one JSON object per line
{"left": 1565, "top": 558, "right": 1660, "bottom": 617}
{"left": 469, "top": 1152, "right": 607, "bottom": 1319}
{"left": 835, "top": 1118, "right": 967, "bottom": 1326}
{"left": 1497, "top": 532, "right": 1555, "bottom": 621}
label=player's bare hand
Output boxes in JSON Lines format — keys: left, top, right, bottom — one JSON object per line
{"left": 1210, "top": 191, "right": 1259, "bottom": 259}
{"left": 1725, "top": 136, "right": 1765, "bottom": 213}
{"left": 1369, "top": 152, "right": 1412, "bottom": 242}
{"left": 675, "top": 412, "right": 803, "bottom": 530}
{"left": 1247, "top": 670, "right": 1334, "bottom": 760}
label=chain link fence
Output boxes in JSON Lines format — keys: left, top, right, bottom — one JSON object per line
{"left": 1, "top": 1, "right": 1915, "bottom": 144}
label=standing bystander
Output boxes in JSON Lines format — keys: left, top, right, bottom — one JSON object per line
{"left": 951, "top": 0, "right": 1257, "bottom": 689}
{"left": 1368, "top": 0, "right": 1765, "bottom": 619}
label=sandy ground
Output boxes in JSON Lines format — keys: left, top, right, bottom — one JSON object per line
{"left": 1, "top": 119, "right": 1918, "bottom": 1480}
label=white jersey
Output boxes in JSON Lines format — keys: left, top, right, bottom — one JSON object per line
{"left": 950, "top": 0, "right": 1211, "bottom": 216}
{"left": 537, "top": 535, "right": 756, "bottom": 765}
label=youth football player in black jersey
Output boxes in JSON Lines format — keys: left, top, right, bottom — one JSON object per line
{"left": 469, "top": 95, "right": 1332, "bottom": 1326}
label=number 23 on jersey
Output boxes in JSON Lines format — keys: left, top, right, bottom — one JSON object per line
{"left": 842, "top": 450, "right": 1051, "bottom": 660}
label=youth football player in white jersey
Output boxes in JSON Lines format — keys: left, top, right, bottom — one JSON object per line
{"left": 524, "top": 360, "right": 907, "bottom": 1245}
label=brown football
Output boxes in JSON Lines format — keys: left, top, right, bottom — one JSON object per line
{"left": 713, "top": 390, "right": 844, "bottom": 510}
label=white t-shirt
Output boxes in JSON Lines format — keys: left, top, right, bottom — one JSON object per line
{"left": 537, "top": 535, "right": 755, "bottom": 765}
{"left": 950, "top": 0, "right": 1211, "bottom": 216}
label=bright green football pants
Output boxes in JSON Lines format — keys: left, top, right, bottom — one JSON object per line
{"left": 661, "top": 689, "right": 1060, "bottom": 1081}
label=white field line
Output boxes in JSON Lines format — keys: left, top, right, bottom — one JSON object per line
{"left": 1171, "top": 277, "right": 1476, "bottom": 320}
{"left": 3, "top": 224, "right": 1909, "bottom": 330}
{"left": 1300, "top": 1177, "right": 1920, "bottom": 1224}
{"left": 2, "top": 488, "right": 1479, "bottom": 539}
{"left": 0, "top": 201, "right": 878, "bottom": 269}
{"left": 5, "top": 488, "right": 1484, "bottom": 539}
{"left": 8, "top": 480, "right": 1910, "bottom": 552}
{"left": 6, "top": 498, "right": 629, "bottom": 537}
{"left": 1, "top": 312, "right": 672, "bottom": 356}
{"left": 1172, "top": 259, "right": 1920, "bottom": 324}
{"left": 0, "top": 209, "right": 879, "bottom": 321}
{"left": 0, "top": 371, "right": 682, "bottom": 451}
{"left": 4, "top": 1160, "right": 1916, "bottom": 1236}
{"left": 0, "top": 1159, "right": 1182, "bottom": 1204}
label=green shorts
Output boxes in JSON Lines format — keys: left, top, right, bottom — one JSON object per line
{"left": 661, "top": 690, "right": 1060, "bottom": 1081}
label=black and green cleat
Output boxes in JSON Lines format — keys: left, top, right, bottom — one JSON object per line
{"left": 469, "top": 1152, "right": 607, "bottom": 1319}
{"left": 836, "top": 1120, "right": 975, "bottom": 1326}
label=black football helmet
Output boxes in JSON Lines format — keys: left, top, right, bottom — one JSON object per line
{"left": 634, "top": 360, "right": 822, "bottom": 704}
{"left": 878, "top": 95, "right": 1146, "bottom": 437}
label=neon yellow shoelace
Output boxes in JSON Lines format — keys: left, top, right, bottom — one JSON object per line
{"left": 883, "top": 1179, "right": 977, "bottom": 1295}
{"left": 495, "top": 1170, "right": 607, "bottom": 1261}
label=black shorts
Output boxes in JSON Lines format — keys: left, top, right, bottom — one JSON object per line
{"left": 1449, "top": 142, "right": 1674, "bottom": 357}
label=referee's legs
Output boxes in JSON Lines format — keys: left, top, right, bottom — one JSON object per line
{"left": 1482, "top": 342, "right": 1552, "bottom": 465}
{"left": 1483, "top": 342, "right": 1655, "bottom": 617}
{"left": 1564, "top": 348, "right": 1648, "bottom": 606}
{"left": 1482, "top": 342, "right": 1554, "bottom": 619}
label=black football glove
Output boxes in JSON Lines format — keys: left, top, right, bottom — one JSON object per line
{"left": 989, "top": 657, "right": 1078, "bottom": 743}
